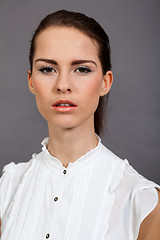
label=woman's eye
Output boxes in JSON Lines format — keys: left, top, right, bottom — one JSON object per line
{"left": 39, "top": 66, "right": 55, "bottom": 74}
{"left": 75, "top": 67, "right": 92, "bottom": 74}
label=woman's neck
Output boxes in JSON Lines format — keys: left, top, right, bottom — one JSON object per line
{"left": 47, "top": 126, "right": 98, "bottom": 168}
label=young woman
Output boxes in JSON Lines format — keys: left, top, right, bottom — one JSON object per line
{"left": 0, "top": 10, "right": 160, "bottom": 240}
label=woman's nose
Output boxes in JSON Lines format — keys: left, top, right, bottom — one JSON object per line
{"left": 57, "top": 87, "right": 71, "bottom": 93}
{"left": 56, "top": 72, "right": 72, "bottom": 93}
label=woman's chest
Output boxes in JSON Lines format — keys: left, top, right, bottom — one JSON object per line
{"left": 2, "top": 163, "right": 116, "bottom": 240}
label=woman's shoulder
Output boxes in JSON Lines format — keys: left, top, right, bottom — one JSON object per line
{"left": 0, "top": 151, "right": 44, "bottom": 196}
{"left": 0, "top": 157, "right": 36, "bottom": 218}
{"left": 0, "top": 150, "right": 44, "bottom": 179}
{"left": 100, "top": 142, "right": 159, "bottom": 190}
{"left": 116, "top": 160, "right": 160, "bottom": 210}
{"left": 122, "top": 164, "right": 160, "bottom": 239}
{"left": 100, "top": 144, "right": 156, "bottom": 196}
{"left": 103, "top": 146, "right": 160, "bottom": 239}
{"left": 1, "top": 160, "right": 32, "bottom": 176}
{"left": 121, "top": 161, "right": 160, "bottom": 192}
{"left": 0, "top": 157, "right": 35, "bottom": 187}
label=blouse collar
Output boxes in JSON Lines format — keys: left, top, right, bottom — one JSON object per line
{"left": 40, "top": 133, "right": 102, "bottom": 170}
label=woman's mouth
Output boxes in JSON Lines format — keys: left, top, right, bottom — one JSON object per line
{"left": 52, "top": 101, "right": 78, "bottom": 112}
{"left": 52, "top": 105, "right": 78, "bottom": 112}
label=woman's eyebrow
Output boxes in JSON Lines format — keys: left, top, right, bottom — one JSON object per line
{"left": 35, "top": 58, "right": 57, "bottom": 65}
{"left": 71, "top": 60, "right": 97, "bottom": 67}
{"left": 34, "top": 58, "right": 97, "bottom": 67}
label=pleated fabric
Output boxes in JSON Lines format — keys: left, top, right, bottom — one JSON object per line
{"left": 0, "top": 134, "right": 159, "bottom": 240}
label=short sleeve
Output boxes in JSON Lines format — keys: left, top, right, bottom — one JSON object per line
{"left": 0, "top": 159, "right": 34, "bottom": 223}
{"left": 107, "top": 162, "right": 160, "bottom": 240}
{"left": 125, "top": 163, "right": 160, "bottom": 239}
{"left": 0, "top": 162, "right": 16, "bottom": 219}
{"left": 133, "top": 187, "right": 159, "bottom": 239}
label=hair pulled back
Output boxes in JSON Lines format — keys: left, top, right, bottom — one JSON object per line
{"left": 29, "top": 10, "right": 112, "bottom": 136}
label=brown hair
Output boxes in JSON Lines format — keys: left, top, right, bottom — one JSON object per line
{"left": 29, "top": 10, "right": 112, "bottom": 136}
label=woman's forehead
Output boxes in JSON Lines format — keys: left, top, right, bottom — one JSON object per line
{"left": 34, "top": 26, "right": 100, "bottom": 62}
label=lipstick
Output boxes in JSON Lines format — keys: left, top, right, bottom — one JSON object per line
{"left": 52, "top": 100, "right": 77, "bottom": 112}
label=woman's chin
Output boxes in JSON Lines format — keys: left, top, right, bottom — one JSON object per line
{"left": 47, "top": 120, "right": 79, "bottom": 130}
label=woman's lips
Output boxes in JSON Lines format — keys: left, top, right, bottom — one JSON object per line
{"left": 52, "top": 105, "right": 77, "bottom": 112}
{"left": 53, "top": 99, "right": 77, "bottom": 106}
{"left": 52, "top": 99, "right": 77, "bottom": 112}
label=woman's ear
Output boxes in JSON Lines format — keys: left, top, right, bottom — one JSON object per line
{"left": 28, "top": 70, "right": 35, "bottom": 95}
{"left": 100, "top": 71, "right": 113, "bottom": 97}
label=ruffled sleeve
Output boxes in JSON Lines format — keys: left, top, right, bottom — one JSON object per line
{"left": 0, "top": 163, "right": 16, "bottom": 219}
{"left": 133, "top": 186, "right": 159, "bottom": 239}
{"left": 106, "top": 162, "right": 160, "bottom": 240}
{"left": 0, "top": 160, "right": 34, "bottom": 221}
{"left": 124, "top": 165, "right": 160, "bottom": 240}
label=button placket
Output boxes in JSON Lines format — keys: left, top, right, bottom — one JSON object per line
{"left": 53, "top": 168, "right": 68, "bottom": 202}
{"left": 48, "top": 168, "right": 70, "bottom": 237}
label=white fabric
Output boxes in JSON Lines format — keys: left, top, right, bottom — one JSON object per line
{"left": 0, "top": 134, "right": 159, "bottom": 240}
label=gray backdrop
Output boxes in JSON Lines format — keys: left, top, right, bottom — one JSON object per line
{"left": 0, "top": 0, "right": 160, "bottom": 183}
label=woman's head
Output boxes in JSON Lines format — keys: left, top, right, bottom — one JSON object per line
{"left": 28, "top": 10, "right": 113, "bottom": 135}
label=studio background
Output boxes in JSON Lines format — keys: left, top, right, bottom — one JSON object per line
{"left": 0, "top": 0, "right": 159, "bottom": 184}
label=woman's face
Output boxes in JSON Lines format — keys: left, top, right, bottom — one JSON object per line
{"left": 28, "top": 26, "right": 113, "bottom": 131}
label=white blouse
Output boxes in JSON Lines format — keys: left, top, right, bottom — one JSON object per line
{"left": 0, "top": 134, "right": 159, "bottom": 240}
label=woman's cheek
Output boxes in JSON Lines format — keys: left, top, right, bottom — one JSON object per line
{"left": 33, "top": 79, "right": 49, "bottom": 98}
{"left": 32, "top": 80, "right": 49, "bottom": 113}
{"left": 83, "top": 76, "right": 102, "bottom": 97}
{"left": 81, "top": 76, "right": 102, "bottom": 112}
